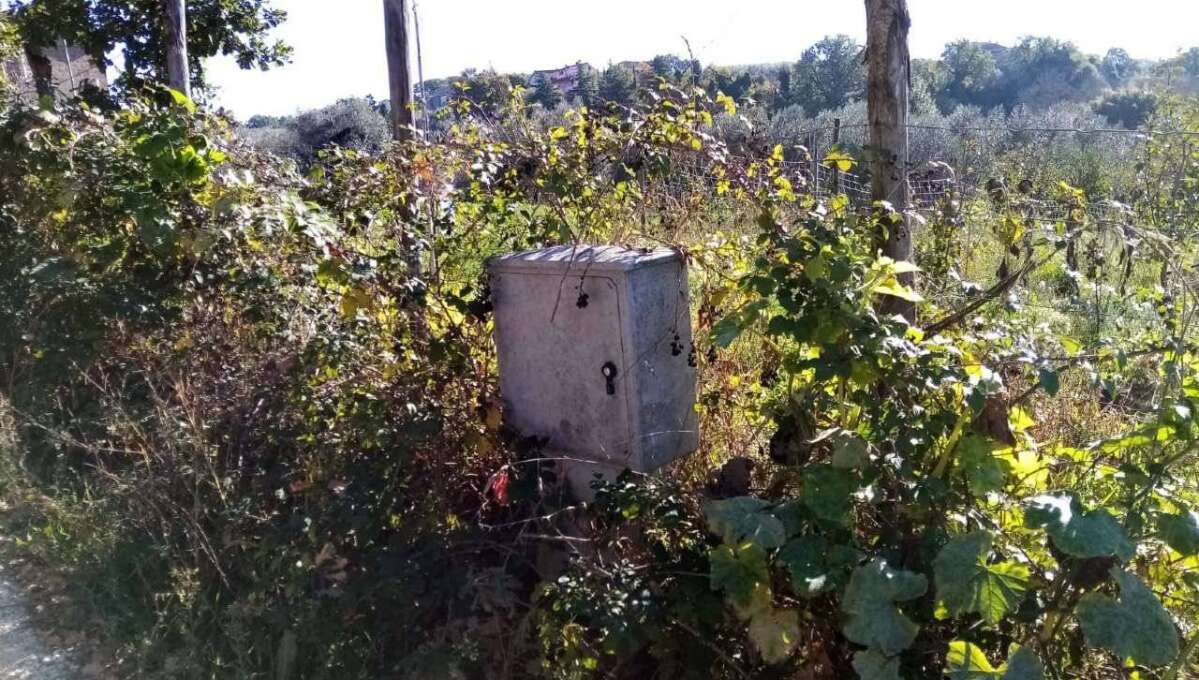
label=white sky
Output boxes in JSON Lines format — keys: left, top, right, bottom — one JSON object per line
{"left": 203, "top": 0, "right": 1199, "bottom": 119}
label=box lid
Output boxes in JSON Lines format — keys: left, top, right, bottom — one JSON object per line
{"left": 488, "top": 245, "right": 681, "bottom": 275}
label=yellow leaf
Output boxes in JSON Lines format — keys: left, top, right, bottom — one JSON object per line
{"left": 874, "top": 283, "right": 924, "bottom": 303}
{"left": 716, "top": 92, "right": 737, "bottom": 116}
{"left": 822, "top": 149, "right": 856, "bottom": 172}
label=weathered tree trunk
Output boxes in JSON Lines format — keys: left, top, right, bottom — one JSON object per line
{"left": 163, "top": 0, "right": 190, "bottom": 97}
{"left": 865, "top": 0, "right": 914, "bottom": 317}
{"left": 383, "top": 0, "right": 413, "bottom": 141}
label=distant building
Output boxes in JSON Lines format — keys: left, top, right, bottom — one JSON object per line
{"left": 4, "top": 41, "right": 107, "bottom": 101}
{"left": 529, "top": 63, "right": 589, "bottom": 99}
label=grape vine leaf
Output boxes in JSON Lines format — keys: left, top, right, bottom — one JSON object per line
{"left": 1002, "top": 647, "right": 1045, "bottom": 680}
{"left": 1156, "top": 510, "right": 1199, "bottom": 555}
{"left": 709, "top": 542, "right": 771, "bottom": 614}
{"left": 852, "top": 649, "right": 901, "bottom": 680}
{"left": 711, "top": 300, "right": 767, "bottom": 347}
{"left": 748, "top": 606, "right": 800, "bottom": 665}
{"left": 822, "top": 148, "right": 857, "bottom": 173}
{"left": 704, "top": 497, "right": 787, "bottom": 550}
{"left": 842, "top": 559, "right": 928, "bottom": 656}
{"left": 1023, "top": 494, "right": 1135, "bottom": 561}
{"left": 1076, "top": 569, "right": 1180, "bottom": 667}
{"left": 946, "top": 641, "right": 1044, "bottom": 680}
{"left": 829, "top": 430, "right": 870, "bottom": 469}
{"left": 776, "top": 535, "right": 861, "bottom": 598}
{"left": 801, "top": 464, "right": 858, "bottom": 526}
{"left": 934, "top": 531, "right": 1029, "bottom": 625}
{"left": 959, "top": 435, "right": 1012, "bottom": 495}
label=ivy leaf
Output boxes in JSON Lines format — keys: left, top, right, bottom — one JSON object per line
{"left": 946, "top": 642, "right": 1044, "bottom": 680}
{"left": 852, "top": 649, "right": 901, "bottom": 680}
{"left": 704, "top": 497, "right": 787, "bottom": 550}
{"left": 1156, "top": 511, "right": 1199, "bottom": 555}
{"left": 747, "top": 607, "right": 800, "bottom": 664}
{"left": 842, "top": 559, "right": 928, "bottom": 656}
{"left": 1024, "top": 495, "right": 1135, "bottom": 561}
{"left": 801, "top": 464, "right": 858, "bottom": 527}
{"left": 709, "top": 542, "right": 771, "bottom": 613}
{"left": 1076, "top": 569, "right": 1180, "bottom": 667}
{"left": 959, "top": 435, "right": 1012, "bottom": 495}
{"left": 934, "top": 531, "right": 1029, "bottom": 625}
{"left": 777, "top": 535, "right": 861, "bottom": 597}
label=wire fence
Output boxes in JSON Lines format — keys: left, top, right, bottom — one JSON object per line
{"left": 657, "top": 120, "right": 1199, "bottom": 228}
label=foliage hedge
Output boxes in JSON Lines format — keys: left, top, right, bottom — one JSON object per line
{"left": 3, "top": 85, "right": 1199, "bottom": 680}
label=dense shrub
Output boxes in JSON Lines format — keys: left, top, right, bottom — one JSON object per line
{"left": 238, "top": 96, "right": 389, "bottom": 163}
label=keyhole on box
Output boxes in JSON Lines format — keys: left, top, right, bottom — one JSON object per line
{"left": 601, "top": 361, "right": 618, "bottom": 395}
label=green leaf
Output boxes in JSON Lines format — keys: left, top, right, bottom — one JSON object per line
{"left": 748, "top": 607, "right": 799, "bottom": 664}
{"left": 1024, "top": 495, "right": 1135, "bottom": 561}
{"left": 711, "top": 300, "right": 767, "bottom": 348}
{"left": 842, "top": 559, "right": 928, "bottom": 656}
{"left": 1037, "top": 369, "right": 1060, "bottom": 397}
{"left": 830, "top": 431, "right": 870, "bottom": 469}
{"left": 1157, "top": 511, "right": 1199, "bottom": 555}
{"left": 704, "top": 497, "right": 787, "bottom": 550}
{"left": 934, "top": 531, "right": 1029, "bottom": 625}
{"left": 777, "top": 535, "right": 860, "bottom": 597}
{"left": 946, "top": 641, "right": 998, "bottom": 679}
{"left": 709, "top": 542, "right": 770, "bottom": 612}
{"left": 959, "top": 435, "right": 1011, "bottom": 495}
{"left": 1076, "top": 569, "right": 1180, "bottom": 667}
{"left": 946, "top": 642, "right": 1043, "bottom": 680}
{"left": 1001, "top": 648, "right": 1045, "bottom": 680}
{"left": 852, "top": 649, "right": 901, "bottom": 680}
{"left": 315, "top": 259, "right": 350, "bottom": 288}
{"left": 801, "top": 465, "right": 858, "bottom": 526}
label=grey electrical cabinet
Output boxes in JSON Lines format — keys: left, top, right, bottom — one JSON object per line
{"left": 488, "top": 245, "right": 699, "bottom": 474}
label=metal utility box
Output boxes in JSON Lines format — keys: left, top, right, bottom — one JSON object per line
{"left": 488, "top": 245, "right": 699, "bottom": 473}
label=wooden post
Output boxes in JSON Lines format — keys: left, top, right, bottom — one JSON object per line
{"left": 162, "top": 0, "right": 190, "bottom": 97}
{"left": 865, "top": 0, "right": 914, "bottom": 315}
{"left": 812, "top": 132, "right": 821, "bottom": 198}
{"left": 383, "top": 0, "right": 414, "bottom": 141}
{"left": 832, "top": 117, "right": 842, "bottom": 196}
{"left": 413, "top": 1, "right": 429, "bottom": 133}
{"left": 59, "top": 39, "right": 77, "bottom": 92}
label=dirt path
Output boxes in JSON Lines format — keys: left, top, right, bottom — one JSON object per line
{"left": 0, "top": 570, "right": 80, "bottom": 679}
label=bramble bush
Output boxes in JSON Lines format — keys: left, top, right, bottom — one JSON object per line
{"left": 2, "top": 81, "right": 1199, "bottom": 680}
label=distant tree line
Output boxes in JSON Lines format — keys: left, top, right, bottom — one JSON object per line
{"left": 242, "top": 37, "right": 1199, "bottom": 162}
{"left": 432, "top": 38, "right": 1195, "bottom": 128}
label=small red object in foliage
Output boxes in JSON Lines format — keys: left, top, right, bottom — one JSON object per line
{"left": 488, "top": 468, "right": 511, "bottom": 506}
